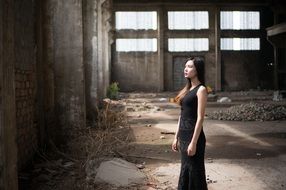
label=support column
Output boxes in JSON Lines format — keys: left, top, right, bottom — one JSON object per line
{"left": 97, "top": 0, "right": 112, "bottom": 100}
{"left": 158, "top": 7, "right": 165, "bottom": 91}
{"left": 215, "top": 7, "right": 222, "bottom": 91}
{"left": 51, "top": 0, "right": 86, "bottom": 133}
{"left": 0, "top": 0, "right": 18, "bottom": 189}
{"left": 83, "top": 0, "right": 99, "bottom": 118}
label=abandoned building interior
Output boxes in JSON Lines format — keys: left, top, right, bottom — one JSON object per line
{"left": 1, "top": 0, "right": 286, "bottom": 189}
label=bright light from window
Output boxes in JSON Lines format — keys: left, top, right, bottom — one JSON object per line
{"left": 115, "top": 11, "right": 157, "bottom": 30}
{"left": 168, "top": 11, "right": 209, "bottom": 30}
{"left": 116, "top": 38, "right": 157, "bottom": 52}
{"left": 168, "top": 38, "right": 209, "bottom": 52}
{"left": 220, "top": 11, "right": 260, "bottom": 30}
{"left": 221, "top": 38, "right": 260, "bottom": 50}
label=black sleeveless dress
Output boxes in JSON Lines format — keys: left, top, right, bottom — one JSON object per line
{"left": 177, "top": 84, "right": 208, "bottom": 190}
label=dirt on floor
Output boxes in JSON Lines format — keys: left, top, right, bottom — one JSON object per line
{"left": 19, "top": 91, "right": 286, "bottom": 190}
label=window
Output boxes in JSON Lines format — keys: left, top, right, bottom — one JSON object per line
{"left": 168, "top": 11, "right": 209, "bottom": 30}
{"left": 115, "top": 11, "right": 157, "bottom": 30}
{"left": 116, "top": 38, "right": 157, "bottom": 52}
{"left": 220, "top": 11, "right": 260, "bottom": 30}
{"left": 168, "top": 38, "right": 209, "bottom": 52}
{"left": 221, "top": 38, "right": 260, "bottom": 50}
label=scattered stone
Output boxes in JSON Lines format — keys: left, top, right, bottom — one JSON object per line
{"left": 146, "top": 124, "right": 152, "bottom": 127}
{"left": 207, "top": 158, "right": 213, "bottom": 163}
{"left": 159, "top": 98, "right": 167, "bottom": 101}
{"left": 161, "top": 131, "right": 175, "bottom": 135}
{"left": 208, "top": 102, "right": 286, "bottom": 121}
{"left": 273, "top": 91, "right": 283, "bottom": 101}
{"left": 217, "top": 97, "right": 232, "bottom": 103}
{"left": 137, "top": 114, "right": 141, "bottom": 118}
{"left": 136, "top": 164, "right": 145, "bottom": 169}
{"left": 126, "top": 107, "right": 135, "bottom": 112}
{"left": 256, "top": 153, "right": 262, "bottom": 156}
{"left": 94, "top": 158, "right": 146, "bottom": 186}
{"left": 154, "top": 106, "right": 161, "bottom": 111}
{"left": 160, "top": 136, "right": 166, "bottom": 139}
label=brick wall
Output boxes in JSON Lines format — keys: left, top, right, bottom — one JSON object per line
{"left": 14, "top": 0, "right": 38, "bottom": 170}
{"left": 15, "top": 69, "right": 37, "bottom": 169}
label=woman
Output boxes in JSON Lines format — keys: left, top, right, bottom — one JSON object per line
{"left": 172, "top": 57, "right": 208, "bottom": 190}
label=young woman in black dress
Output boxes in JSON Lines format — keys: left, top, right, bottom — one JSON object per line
{"left": 172, "top": 57, "right": 208, "bottom": 190}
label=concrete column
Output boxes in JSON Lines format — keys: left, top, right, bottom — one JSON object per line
{"left": 97, "top": 0, "right": 112, "bottom": 100}
{"left": 83, "top": 0, "right": 99, "bottom": 118}
{"left": 0, "top": 0, "right": 18, "bottom": 189}
{"left": 158, "top": 7, "right": 165, "bottom": 91}
{"left": 51, "top": 0, "right": 86, "bottom": 132}
{"left": 215, "top": 6, "right": 222, "bottom": 91}
{"left": 273, "top": 12, "right": 279, "bottom": 90}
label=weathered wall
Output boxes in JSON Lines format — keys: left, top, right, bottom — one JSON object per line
{"left": 221, "top": 52, "right": 261, "bottom": 90}
{"left": 113, "top": 52, "right": 160, "bottom": 91}
{"left": 0, "top": 0, "right": 18, "bottom": 189}
{"left": 113, "top": 1, "right": 276, "bottom": 92}
{"left": 112, "top": 6, "right": 162, "bottom": 92}
{"left": 48, "top": 0, "right": 86, "bottom": 134}
{"left": 14, "top": 0, "right": 38, "bottom": 170}
{"left": 164, "top": 6, "right": 217, "bottom": 91}
{"left": 221, "top": 7, "right": 274, "bottom": 91}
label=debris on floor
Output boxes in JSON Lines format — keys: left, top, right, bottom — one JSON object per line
{"left": 93, "top": 158, "right": 146, "bottom": 187}
{"left": 207, "top": 102, "right": 286, "bottom": 121}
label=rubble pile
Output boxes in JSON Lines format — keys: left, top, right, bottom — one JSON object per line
{"left": 208, "top": 102, "right": 286, "bottom": 121}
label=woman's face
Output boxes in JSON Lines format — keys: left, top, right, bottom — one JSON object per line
{"left": 184, "top": 60, "right": 197, "bottom": 79}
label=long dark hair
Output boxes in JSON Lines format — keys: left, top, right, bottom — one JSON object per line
{"left": 174, "top": 57, "right": 205, "bottom": 104}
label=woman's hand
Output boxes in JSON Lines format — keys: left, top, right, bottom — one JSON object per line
{"left": 187, "top": 142, "right": 197, "bottom": 156}
{"left": 172, "top": 138, "right": 178, "bottom": 152}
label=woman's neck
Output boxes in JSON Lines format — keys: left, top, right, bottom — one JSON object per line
{"left": 190, "top": 77, "right": 200, "bottom": 87}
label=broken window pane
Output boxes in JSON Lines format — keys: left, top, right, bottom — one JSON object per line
{"left": 168, "top": 38, "right": 209, "bottom": 52}
{"left": 221, "top": 38, "right": 260, "bottom": 50}
{"left": 116, "top": 38, "right": 157, "bottom": 52}
{"left": 168, "top": 11, "right": 209, "bottom": 30}
{"left": 115, "top": 11, "right": 157, "bottom": 30}
{"left": 220, "top": 11, "right": 260, "bottom": 30}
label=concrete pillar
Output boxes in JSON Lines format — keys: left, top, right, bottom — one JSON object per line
{"left": 97, "top": 0, "right": 112, "bottom": 100}
{"left": 84, "top": 0, "right": 112, "bottom": 119}
{"left": 50, "top": 0, "right": 86, "bottom": 132}
{"left": 158, "top": 7, "right": 165, "bottom": 91}
{"left": 83, "top": 0, "right": 99, "bottom": 118}
{"left": 0, "top": 0, "right": 18, "bottom": 189}
{"left": 215, "top": 7, "right": 222, "bottom": 91}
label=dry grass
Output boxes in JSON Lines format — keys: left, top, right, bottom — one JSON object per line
{"left": 20, "top": 99, "right": 133, "bottom": 190}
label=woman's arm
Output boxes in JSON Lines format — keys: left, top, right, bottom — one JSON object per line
{"left": 172, "top": 116, "right": 181, "bottom": 152}
{"left": 187, "top": 86, "right": 207, "bottom": 156}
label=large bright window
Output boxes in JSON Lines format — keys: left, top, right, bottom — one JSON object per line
{"left": 220, "top": 11, "right": 260, "bottom": 30}
{"left": 221, "top": 38, "right": 260, "bottom": 50}
{"left": 168, "top": 38, "right": 209, "bottom": 52}
{"left": 115, "top": 11, "right": 157, "bottom": 30}
{"left": 168, "top": 11, "right": 209, "bottom": 30}
{"left": 116, "top": 38, "right": 157, "bottom": 52}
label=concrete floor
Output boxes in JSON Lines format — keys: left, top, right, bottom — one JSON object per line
{"left": 123, "top": 93, "right": 286, "bottom": 190}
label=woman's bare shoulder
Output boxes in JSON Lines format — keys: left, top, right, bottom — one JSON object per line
{"left": 197, "top": 85, "right": 207, "bottom": 94}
